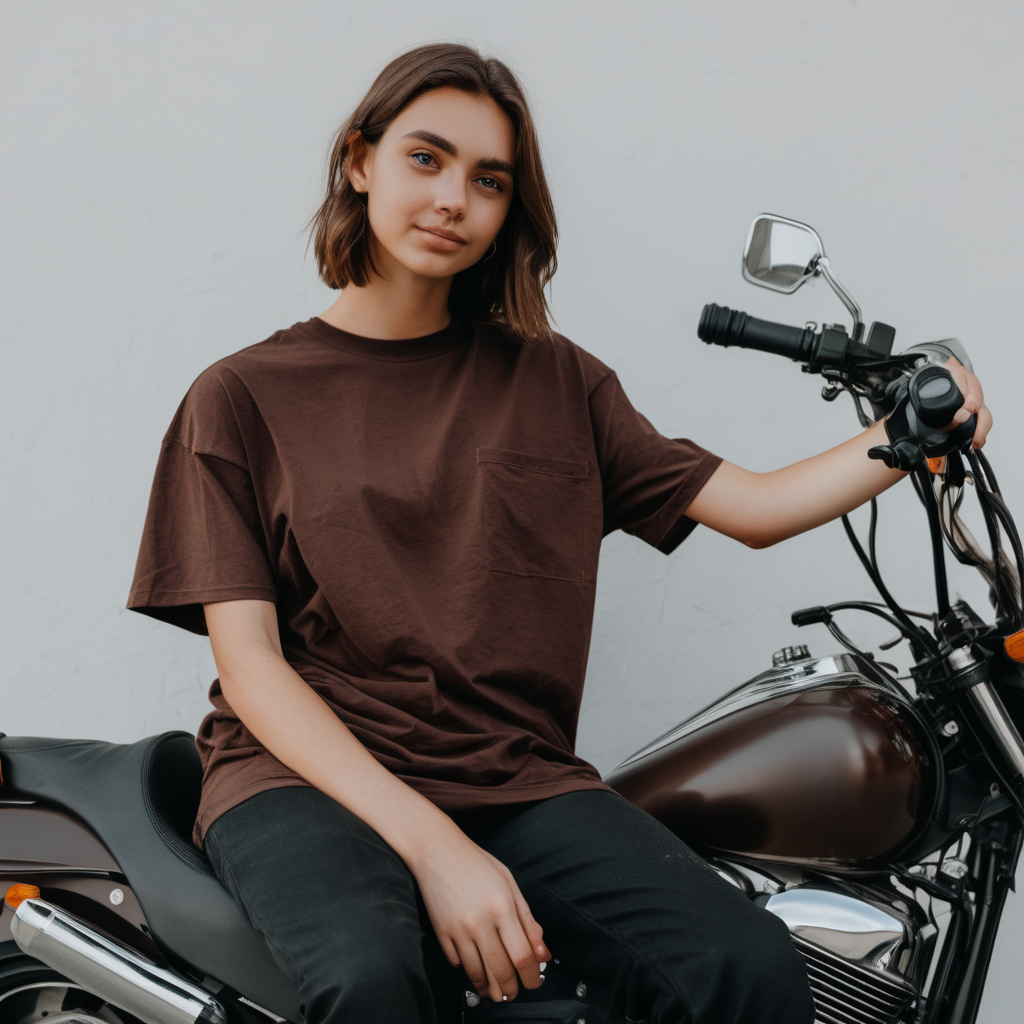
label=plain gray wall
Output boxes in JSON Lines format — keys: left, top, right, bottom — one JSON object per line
{"left": 4, "top": 1, "right": 1024, "bottom": 1019}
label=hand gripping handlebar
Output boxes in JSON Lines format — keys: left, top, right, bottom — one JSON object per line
{"left": 868, "top": 365, "right": 977, "bottom": 471}
{"left": 697, "top": 303, "right": 976, "bottom": 469}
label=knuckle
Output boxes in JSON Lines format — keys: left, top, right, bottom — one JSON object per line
{"left": 494, "top": 963, "right": 517, "bottom": 985}
{"left": 484, "top": 900, "right": 511, "bottom": 921}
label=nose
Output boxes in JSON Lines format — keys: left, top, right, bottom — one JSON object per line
{"left": 434, "top": 171, "right": 467, "bottom": 221}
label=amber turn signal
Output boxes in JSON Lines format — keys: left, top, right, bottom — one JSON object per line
{"left": 1006, "top": 630, "right": 1024, "bottom": 664}
{"left": 4, "top": 884, "right": 41, "bottom": 910}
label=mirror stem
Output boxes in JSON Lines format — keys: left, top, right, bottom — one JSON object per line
{"left": 816, "top": 257, "right": 863, "bottom": 335}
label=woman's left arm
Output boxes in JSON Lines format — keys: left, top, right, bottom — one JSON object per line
{"left": 685, "top": 358, "right": 993, "bottom": 549}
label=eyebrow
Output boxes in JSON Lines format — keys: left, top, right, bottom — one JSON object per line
{"left": 401, "top": 130, "right": 515, "bottom": 177}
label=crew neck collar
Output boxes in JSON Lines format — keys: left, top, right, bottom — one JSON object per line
{"left": 300, "top": 315, "right": 469, "bottom": 362}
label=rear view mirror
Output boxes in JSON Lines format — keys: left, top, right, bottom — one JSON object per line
{"left": 741, "top": 213, "right": 863, "bottom": 334}
{"left": 742, "top": 215, "right": 824, "bottom": 293}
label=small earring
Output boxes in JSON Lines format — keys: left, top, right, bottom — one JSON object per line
{"left": 481, "top": 240, "right": 497, "bottom": 263}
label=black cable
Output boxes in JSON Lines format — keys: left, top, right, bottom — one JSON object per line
{"left": 974, "top": 465, "right": 1008, "bottom": 617}
{"left": 915, "top": 466, "right": 952, "bottom": 618}
{"left": 976, "top": 448, "right": 1004, "bottom": 499}
{"left": 827, "top": 601, "right": 912, "bottom": 635}
{"left": 868, "top": 498, "right": 881, "bottom": 580}
{"left": 865, "top": 488, "right": 936, "bottom": 611}
{"left": 938, "top": 476, "right": 984, "bottom": 568}
{"left": 983, "top": 490, "right": 1024, "bottom": 577}
{"left": 845, "top": 355, "right": 920, "bottom": 373}
{"left": 820, "top": 603, "right": 917, "bottom": 700}
{"left": 840, "top": 514, "right": 939, "bottom": 658}
{"left": 839, "top": 597, "right": 935, "bottom": 620}
{"left": 857, "top": 600, "right": 936, "bottom": 621}
{"left": 909, "top": 466, "right": 929, "bottom": 508}
{"left": 970, "top": 447, "right": 994, "bottom": 492}
{"left": 966, "top": 450, "right": 1013, "bottom": 627}
{"left": 978, "top": 490, "right": 1024, "bottom": 630}
{"left": 825, "top": 619, "right": 868, "bottom": 657}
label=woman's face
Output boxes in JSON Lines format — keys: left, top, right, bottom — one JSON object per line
{"left": 349, "top": 86, "right": 516, "bottom": 280}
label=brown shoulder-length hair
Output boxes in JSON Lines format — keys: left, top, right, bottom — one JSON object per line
{"left": 308, "top": 43, "right": 558, "bottom": 343}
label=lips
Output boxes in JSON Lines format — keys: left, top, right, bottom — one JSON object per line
{"left": 418, "top": 225, "right": 465, "bottom": 242}
{"left": 416, "top": 225, "right": 467, "bottom": 251}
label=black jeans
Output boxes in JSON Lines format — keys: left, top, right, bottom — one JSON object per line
{"left": 204, "top": 786, "right": 815, "bottom": 1024}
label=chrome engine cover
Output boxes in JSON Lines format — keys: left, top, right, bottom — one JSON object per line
{"left": 766, "top": 888, "right": 919, "bottom": 1024}
{"left": 714, "top": 861, "right": 923, "bottom": 1024}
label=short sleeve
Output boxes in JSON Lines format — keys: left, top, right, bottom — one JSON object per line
{"left": 590, "top": 370, "right": 723, "bottom": 554}
{"left": 127, "top": 369, "right": 277, "bottom": 636}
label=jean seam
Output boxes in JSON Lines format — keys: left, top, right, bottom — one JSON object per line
{"left": 508, "top": 865, "right": 696, "bottom": 1024}
{"left": 205, "top": 827, "right": 309, "bottom": 990}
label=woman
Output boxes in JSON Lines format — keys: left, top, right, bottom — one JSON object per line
{"left": 127, "top": 42, "right": 990, "bottom": 1024}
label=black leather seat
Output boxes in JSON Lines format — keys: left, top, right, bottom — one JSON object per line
{"left": 0, "top": 732, "right": 301, "bottom": 1022}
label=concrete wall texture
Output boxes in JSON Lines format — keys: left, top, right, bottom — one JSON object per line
{"left": 3, "top": 1, "right": 1024, "bottom": 1019}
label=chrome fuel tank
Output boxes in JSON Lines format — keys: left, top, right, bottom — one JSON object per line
{"left": 605, "top": 653, "right": 939, "bottom": 865}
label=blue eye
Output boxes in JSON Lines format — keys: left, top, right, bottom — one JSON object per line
{"left": 411, "top": 152, "right": 503, "bottom": 192}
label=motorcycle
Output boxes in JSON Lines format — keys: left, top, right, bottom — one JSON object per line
{"left": 2, "top": 213, "right": 1023, "bottom": 1024}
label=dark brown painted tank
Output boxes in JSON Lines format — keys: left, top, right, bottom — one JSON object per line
{"left": 607, "top": 684, "right": 937, "bottom": 864}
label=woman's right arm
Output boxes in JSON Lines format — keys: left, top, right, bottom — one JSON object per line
{"left": 203, "top": 598, "right": 551, "bottom": 1004}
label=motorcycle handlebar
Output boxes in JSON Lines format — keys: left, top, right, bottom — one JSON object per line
{"left": 698, "top": 303, "right": 819, "bottom": 364}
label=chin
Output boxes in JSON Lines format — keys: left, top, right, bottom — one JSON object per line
{"left": 400, "top": 251, "right": 471, "bottom": 279}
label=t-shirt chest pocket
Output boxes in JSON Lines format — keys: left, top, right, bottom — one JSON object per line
{"left": 476, "top": 446, "right": 590, "bottom": 582}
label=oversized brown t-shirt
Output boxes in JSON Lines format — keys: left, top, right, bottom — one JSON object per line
{"left": 127, "top": 315, "right": 722, "bottom": 848}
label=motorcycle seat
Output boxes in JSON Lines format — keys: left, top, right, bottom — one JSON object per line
{"left": 0, "top": 731, "right": 301, "bottom": 1023}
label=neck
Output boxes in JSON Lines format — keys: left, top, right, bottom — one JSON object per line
{"left": 319, "top": 248, "right": 454, "bottom": 340}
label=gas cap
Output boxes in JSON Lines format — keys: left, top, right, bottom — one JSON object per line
{"left": 773, "top": 645, "right": 811, "bottom": 667}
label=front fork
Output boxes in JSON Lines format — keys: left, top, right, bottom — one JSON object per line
{"left": 910, "top": 644, "right": 1024, "bottom": 1023}
{"left": 924, "top": 811, "right": 1023, "bottom": 1024}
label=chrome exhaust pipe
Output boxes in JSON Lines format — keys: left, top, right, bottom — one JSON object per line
{"left": 11, "top": 898, "right": 226, "bottom": 1024}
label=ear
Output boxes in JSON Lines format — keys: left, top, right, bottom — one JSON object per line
{"left": 346, "top": 130, "right": 372, "bottom": 195}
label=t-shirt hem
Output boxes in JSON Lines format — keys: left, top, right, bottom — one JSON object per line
{"left": 398, "top": 773, "right": 616, "bottom": 811}
{"left": 641, "top": 450, "right": 724, "bottom": 554}
{"left": 192, "top": 773, "right": 617, "bottom": 850}
{"left": 193, "top": 776, "right": 313, "bottom": 850}
{"left": 127, "top": 585, "right": 279, "bottom": 636}
{"left": 128, "top": 584, "right": 278, "bottom": 605}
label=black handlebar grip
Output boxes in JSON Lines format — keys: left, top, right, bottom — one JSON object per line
{"left": 698, "top": 303, "right": 819, "bottom": 363}
{"left": 909, "top": 364, "right": 965, "bottom": 429}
